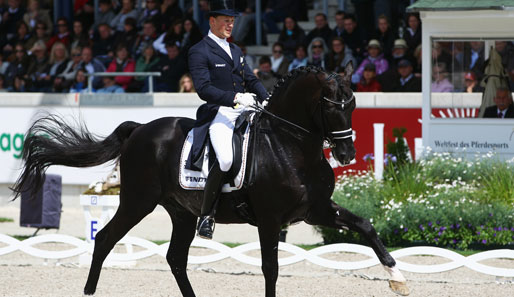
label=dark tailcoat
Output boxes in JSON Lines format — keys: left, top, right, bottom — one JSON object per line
{"left": 187, "top": 36, "right": 268, "bottom": 169}
{"left": 483, "top": 104, "right": 514, "bottom": 118}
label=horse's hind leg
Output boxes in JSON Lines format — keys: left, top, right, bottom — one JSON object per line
{"left": 83, "top": 201, "right": 156, "bottom": 295}
{"left": 163, "top": 204, "right": 197, "bottom": 297}
{"left": 306, "top": 200, "right": 409, "bottom": 296}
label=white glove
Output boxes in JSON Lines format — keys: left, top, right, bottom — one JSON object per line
{"left": 234, "top": 92, "right": 256, "bottom": 107}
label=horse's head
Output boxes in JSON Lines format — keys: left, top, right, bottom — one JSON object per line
{"left": 318, "top": 63, "right": 356, "bottom": 166}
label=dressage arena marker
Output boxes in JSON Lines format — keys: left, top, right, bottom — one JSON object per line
{"left": 0, "top": 233, "right": 513, "bottom": 277}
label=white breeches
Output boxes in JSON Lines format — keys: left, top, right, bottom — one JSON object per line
{"left": 209, "top": 105, "right": 247, "bottom": 172}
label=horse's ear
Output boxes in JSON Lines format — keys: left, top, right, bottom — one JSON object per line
{"left": 343, "top": 62, "right": 354, "bottom": 82}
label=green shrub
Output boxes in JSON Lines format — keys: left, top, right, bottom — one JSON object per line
{"left": 318, "top": 153, "right": 514, "bottom": 249}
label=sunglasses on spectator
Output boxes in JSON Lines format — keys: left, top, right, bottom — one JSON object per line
{"left": 15, "top": 49, "right": 24, "bottom": 53}
{"left": 58, "top": 23, "right": 67, "bottom": 27}
{"left": 312, "top": 44, "right": 323, "bottom": 49}
{"left": 36, "top": 26, "right": 45, "bottom": 30}
{"left": 73, "top": 53, "right": 82, "bottom": 57}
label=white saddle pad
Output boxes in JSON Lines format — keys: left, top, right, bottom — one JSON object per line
{"left": 179, "top": 125, "right": 251, "bottom": 193}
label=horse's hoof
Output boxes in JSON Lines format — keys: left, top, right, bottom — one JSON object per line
{"left": 389, "top": 280, "right": 410, "bottom": 296}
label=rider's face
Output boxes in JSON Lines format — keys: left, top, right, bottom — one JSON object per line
{"left": 210, "top": 15, "right": 234, "bottom": 39}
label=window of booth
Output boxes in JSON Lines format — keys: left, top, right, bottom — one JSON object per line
{"left": 430, "top": 38, "right": 514, "bottom": 119}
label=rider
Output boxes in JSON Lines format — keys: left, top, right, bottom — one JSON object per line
{"left": 187, "top": 0, "right": 268, "bottom": 239}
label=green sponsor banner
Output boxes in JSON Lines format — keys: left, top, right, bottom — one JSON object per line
{"left": 0, "top": 133, "right": 24, "bottom": 159}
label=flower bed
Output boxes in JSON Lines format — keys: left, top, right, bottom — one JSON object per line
{"left": 317, "top": 151, "right": 514, "bottom": 249}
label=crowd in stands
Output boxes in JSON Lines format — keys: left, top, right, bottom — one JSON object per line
{"left": 0, "top": 0, "right": 512, "bottom": 94}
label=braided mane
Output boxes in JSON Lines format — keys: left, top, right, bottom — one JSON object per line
{"left": 266, "top": 66, "right": 326, "bottom": 109}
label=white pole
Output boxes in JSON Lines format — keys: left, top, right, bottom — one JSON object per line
{"left": 373, "top": 123, "right": 384, "bottom": 180}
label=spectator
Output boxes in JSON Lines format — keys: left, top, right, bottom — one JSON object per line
{"left": 341, "top": 14, "right": 367, "bottom": 60}
{"left": 307, "top": 37, "right": 327, "bottom": 69}
{"left": 373, "top": 15, "right": 395, "bottom": 60}
{"left": 106, "top": 43, "right": 136, "bottom": 90}
{"left": 254, "top": 56, "right": 279, "bottom": 93}
{"left": 431, "top": 62, "right": 454, "bottom": 92}
{"left": 179, "top": 73, "right": 195, "bottom": 92}
{"left": 378, "top": 39, "right": 411, "bottom": 92}
{"left": 130, "top": 44, "right": 161, "bottom": 90}
{"left": 463, "top": 41, "right": 486, "bottom": 81}
{"left": 288, "top": 44, "right": 307, "bottom": 71}
{"left": 0, "top": 74, "right": 7, "bottom": 92}
{"left": 138, "top": 0, "right": 161, "bottom": 29}
{"left": 69, "top": 68, "right": 89, "bottom": 93}
{"left": 483, "top": 87, "right": 514, "bottom": 118}
{"left": 27, "top": 40, "right": 51, "bottom": 91}
{"left": 79, "top": 46, "right": 106, "bottom": 89}
{"left": 263, "top": 0, "right": 297, "bottom": 34}
{"left": 135, "top": 19, "right": 159, "bottom": 57}
{"left": 305, "top": 13, "right": 332, "bottom": 48}
{"left": 403, "top": 13, "right": 421, "bottom": 55}
{"left": 431, "top": 42, "right": 453, "bottom": 73}
{"left": 353, "top": 39, "right": 389, "bottom": 84}
{"left": 357, "top": 63, "right": 381, "bottom": 92}
{"left": 114, "top": 17, "right": 138, "bottom": 57}
{"left": 462, "top": 71, "right": 483, "bottom": 93}
{"left": 270, "top": 42, "right": 290, "bottom": 77}
{"left": 153, "top": 18, "right": 183, "bottom": 55}
{"left": 46, "top": 17, "right": 70, "bottom": 52}
{"left": 413, "top": 44, "right": 422, "bottom": 77}
{"left": 26, "top": 20, "right": 49, "bottom": 50}
{"left": 4, "top": 20, "right": 31, "bottom": 55}
{"left": 110, "top": 0, "right": 139, "bottom": 33}
{"left": 154, "top": 41, "right": 186, "bottom": 92}
{"left": 2, "top": 0, "right": 26, "bottom": 41}
{"left": 97, "top": 76, "right": 125, "bottom": 93}
{"left": 332, "top": 10, "right": 346, "bottom": 39}
{"left": 92, "top": 23, "right": 115, "bottom": 66}
{"left": 278, "top": 16, "right": 305, "bottom": 61}
{"left": 5, "top": 43, "right": 30, "bottom": 86}
{"left": 8, "top": 74, "right": 27, "bottom": 92}
{"left": 48, "top": 42, "right": 69, "bottom": 84}
{"left": 23, "top": 0, "right": 52, "bottom": 35}
{"left": 92, "top": 0, "right": 116, "bottom": 32}
{"left": 59, "top": 46, "right": 83, "bottom": 85}
{"left": 160, "top": 0, "right": 183, "bottom": 32}
{"left": 180, "top": 17, "right": 203, "bottom": 56}
{"left": 391, "top": 59, "right": 421, "bottom": 92}
{"left": 325, "top": 37, "right": 357, "bottom": 73}
{"left": 70, "top": 20, "right": 91, "bottom": 49}
{"left": 0, "top": 52, "right": 10, "bottom": 76}
{"left": 74, "top": 0, "right": 94, "bottom": 31}
{"left": 231, "top": 0, "right": 259, "bottom": 44}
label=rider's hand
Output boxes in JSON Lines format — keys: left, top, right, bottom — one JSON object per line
{"left": 234, "top": 93, "right": 256, "bottom": 107}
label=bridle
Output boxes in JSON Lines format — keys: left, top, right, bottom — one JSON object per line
{"left": 318, "top": 73, "right": 355, "bottom": 148}
{"left": 251, "top": 72, "right": 355, "bottom": 146}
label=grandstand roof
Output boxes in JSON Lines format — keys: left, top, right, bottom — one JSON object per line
{"left": 408, "top": 0, "right": 514, "bottom": 12}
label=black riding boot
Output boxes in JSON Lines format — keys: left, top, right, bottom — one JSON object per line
{"left": 197, "top": 162, "right": 226, "bottom": 239}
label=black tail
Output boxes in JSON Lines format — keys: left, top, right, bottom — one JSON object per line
{"left": 11, "top": 114, "right": 141, "bottom": 199}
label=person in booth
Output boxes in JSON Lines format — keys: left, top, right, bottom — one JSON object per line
{"left": 187, "top": 0, "right": 268, "bottom": 239}
{"left": 483, "top": 87, "right": 514, "bottom": 118}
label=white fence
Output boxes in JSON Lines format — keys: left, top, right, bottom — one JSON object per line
{"left": 1, "top": 233, "right": 513, "bottom": 277}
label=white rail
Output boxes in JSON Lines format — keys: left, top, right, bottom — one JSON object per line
{"left": 1, "top": 234, "right": 513, "bottom": 277}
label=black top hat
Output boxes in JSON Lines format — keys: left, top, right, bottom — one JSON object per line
{"left": 208, "top": 0, "right": 239, "bottom": 17}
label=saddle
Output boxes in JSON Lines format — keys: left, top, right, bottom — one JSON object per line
{"left": 179, "top": 111, "right": 253, "bottom": 192}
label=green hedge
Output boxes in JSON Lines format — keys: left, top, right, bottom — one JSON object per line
{"left": 317, "top": 152, "right": 514, "bottom": 249}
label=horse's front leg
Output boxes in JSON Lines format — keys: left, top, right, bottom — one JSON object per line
{"left": 306, "top": 200, "right": 410, "bottom": 296}
{"left": 257, "top": 221, "right": 281, "bottom": 297}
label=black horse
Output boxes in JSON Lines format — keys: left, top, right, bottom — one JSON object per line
{"left": 12, "top": 65, "right": 409, "bottom": 296}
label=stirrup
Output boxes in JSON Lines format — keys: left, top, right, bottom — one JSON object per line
{"left": 197, "top": 216, "right": 215, "bottom": 240}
